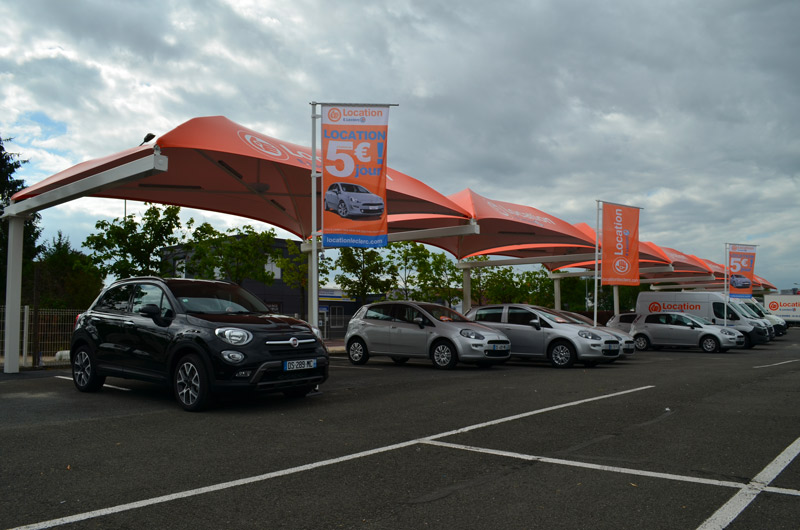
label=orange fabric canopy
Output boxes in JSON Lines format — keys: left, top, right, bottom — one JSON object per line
{"left": 12, "top": 116, "right": 470, "bottom": 238}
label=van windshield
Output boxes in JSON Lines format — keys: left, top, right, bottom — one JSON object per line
{"left": 736, "top": 303, "right": 760, "bottom": 318}
{"left": 743, "top": 302, "right": 765, "bottom": 317}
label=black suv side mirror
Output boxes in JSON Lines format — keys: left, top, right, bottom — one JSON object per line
{"left": 140, "top": 304, "right": 161, "bottom": 318}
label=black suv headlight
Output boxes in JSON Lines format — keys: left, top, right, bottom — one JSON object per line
{"left": 215, "top": 327, "right": 253, "bottom": 345}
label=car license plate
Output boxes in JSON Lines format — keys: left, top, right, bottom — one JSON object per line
{"left": 284, "top": 359, "right": 316, "bottom": 371}
{"left": 492, "top": 343, "right": 510, "bottom": 351}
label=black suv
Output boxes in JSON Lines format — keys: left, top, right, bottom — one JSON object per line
{"left": 70, "top": 277, "right": 329, "bottom": 411}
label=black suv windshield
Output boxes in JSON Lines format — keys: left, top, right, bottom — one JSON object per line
{"left": 166, "top": 280, "right": 270, "bottom": 314}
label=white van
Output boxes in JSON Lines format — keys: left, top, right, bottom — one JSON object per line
{"left": 635, "top": 291, "right": 770, "bottom": 348}
{"left": 739, "top": 298, "right": 787, "bottom": 336}
{"left": 729, "top": 299, "right": 777, "bottom": 339}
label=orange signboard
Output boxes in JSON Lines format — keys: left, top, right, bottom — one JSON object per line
{"left": 321, "top": 105, "right": 389, "bottom": 247}
{"left": 601, "top": 203, "right": 640, "bottom": 285}
{"left": 728, "top": 244, "right": 756, "bottom": 298}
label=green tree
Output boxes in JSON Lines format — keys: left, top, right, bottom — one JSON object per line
{"left": 462, "top": 256, "right": 492, "bottom": 306}
{"left": 35, "top": 231, "right": 104, "bottom": 308}
{"left": 518, "top": 267, "right": 555, "bottom": 306}
{"left": 1, "top": 136, "right": 43, "bottom": 304}
{"left": 271, "top": 239, "right": 333, "bottom": 320}
{"left": 83, "top": 203, "right": 186, "bottom": 279}
{"left": 416, "top": 251, "right": 462, "bottom": 307}
{"left": 386, "top": 241, "right": 429, "bottom": 300}
{"left": 183, "top": 223, "right": 282, "bottom": 285}
{"left": 333, "top": 247, "right": 396, "bottom": 305}
{"left": 482, "top": 266, "right": 519, "bottom": 304}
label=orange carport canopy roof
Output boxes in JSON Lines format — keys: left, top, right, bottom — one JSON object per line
{"left": 12, "top": 116, "right": 470, "bottom": 238}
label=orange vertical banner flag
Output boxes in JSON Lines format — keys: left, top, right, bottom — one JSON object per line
{"left": 601, "top": 203, "right": 640, "bottom": 285}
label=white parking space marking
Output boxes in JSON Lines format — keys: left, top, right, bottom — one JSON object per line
{"left": 753, "top": 359, "right": 800, "bottom": 369}
{"left": 6, "top": 386, "right": 653, "bottom": 530}
{"left": 697, "top": 436, "right": 800, "bottom": 529}
{"left": 54, "top": 376, "right": 131, "bottom": 391}
{"left": 422, "top": 440, "right": 748, "bottom": 489}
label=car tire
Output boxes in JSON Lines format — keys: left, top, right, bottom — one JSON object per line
{"left": 71, "top": 346, "right": 106, "bottom": 392}
{"left": 391, "top": 356, "right": 409, "bottom": 364}
{"left": 174, "top": 354, "right": 211, "bottom": 412}
{"left": 431, "top": 340, "right": 458, "bottom": 370}
{"left": 634, "top": 334, "right": 650, "bottom": 351}
{"left": 743, "top": 335, "right": 754, "bottom": 349}
{"left": 548, "top": 340, "right": 576, "bottom": 368}
{"left": 348, "top": 338, "right": 370, "bottom": 365}
{"left": 701, "top": 336, "right": 720, "bottom": 353}
{"left": 337, "top": 201, "right": 349, "bottom": 218}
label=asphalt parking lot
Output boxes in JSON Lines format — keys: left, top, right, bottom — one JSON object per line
{"left": 1, "top": 330, "right": 799, "bottom": 530}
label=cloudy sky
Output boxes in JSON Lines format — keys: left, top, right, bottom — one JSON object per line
{"left": 1, "top": 0, "right": 799, "bottom": 290}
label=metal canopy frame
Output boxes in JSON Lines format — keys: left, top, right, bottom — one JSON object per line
{"left": 2, "top": 153, "right": 168, "bottom": 373}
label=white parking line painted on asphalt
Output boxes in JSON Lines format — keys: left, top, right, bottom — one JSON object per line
{"left": 5, "top": 385, "right": 654, "bottom": 530}
{"left": 697, "top": 436, "right": 800, "bottom": 530}
{"left": 753, "top": 359, "right": 800, "bottom": 369}
{"left": 422, "top": 440, "right": 749, "bottom": 489}
{"left": 54, "top": 376, "right": 131, "bottom": 391}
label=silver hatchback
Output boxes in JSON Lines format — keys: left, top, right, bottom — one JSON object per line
{"left": 630, "top": 312, "right": 745, "bottom": 352}
{"left": 345, "top": 301, "right": 511, "bottom": 369}
{"left": 465, "top": 304, "right": 621, "bottom": 368}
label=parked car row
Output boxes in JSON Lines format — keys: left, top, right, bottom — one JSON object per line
{"left": 344, "top": 302, "right": 633, "bottom": 370}
{"left": 606, "top": 292, "right": 786, "bottom": 352}
{"left": 69, "top": 278, "right": 785, "bottom": 412}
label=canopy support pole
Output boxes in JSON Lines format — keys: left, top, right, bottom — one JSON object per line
{"left": 308, "top": 103, "right": 321, "bottom": 327}
{"left": 3, "top": 216, "right": 23, "bottom": 373}
{"left": 462, "top": 268, "right": 472, "bottom": 314}
{"left": 553, "top": 277, "right": 562, "bottom": 310}
{"left": 613, "top": 285, "right": 620, "bottom": 316}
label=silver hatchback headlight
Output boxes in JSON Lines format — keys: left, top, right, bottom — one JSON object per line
{"left": 578, "top": 329, "right": 602, "bottom": 340}
{"left": 460, "top": 329, "right": 486, "bottom": 340}
{"left": 720, "top": 328, "right": 736, "bottom": 336}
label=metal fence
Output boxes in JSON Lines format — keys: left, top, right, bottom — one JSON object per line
{"left": 0, "top": 306, "right": 81, "bottom": 368}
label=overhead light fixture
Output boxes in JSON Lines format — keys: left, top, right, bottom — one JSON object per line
{"left": 139, "top": 133, "right": 156, "bottom": 146}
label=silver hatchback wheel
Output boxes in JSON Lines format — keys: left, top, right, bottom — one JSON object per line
{"left": 337, "top": 201, "right": 349, "bottom": 217}
{"left": 431, "top": 341, "right": 458, "bottom": 369}
{"left": 701, "top": 336, "right": 720, "bottom": 353}
{"left": 348, "top": 339, "right": 369, "bottom": 365}
{"left": 548, "top": 341, "right": 575, "bottom": 368}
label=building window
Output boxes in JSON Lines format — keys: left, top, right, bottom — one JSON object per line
{"left": 331, "top": 306, "right": 345, "bottom": 328}
{"left": 265, "top": 258, "right": 282, "bottom": 280}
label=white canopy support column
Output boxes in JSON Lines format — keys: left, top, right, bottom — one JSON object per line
{"left": 1, "top": 151, "right": 167, "bottom": 374}
{"left": 3, "top": 216, "right": 24, "bottom": 373}
{"left": 553, "top": 276, "right": 562, "bottom": 310}
{"left": 462, "top": 268, "right": 472, "bottom": 314}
